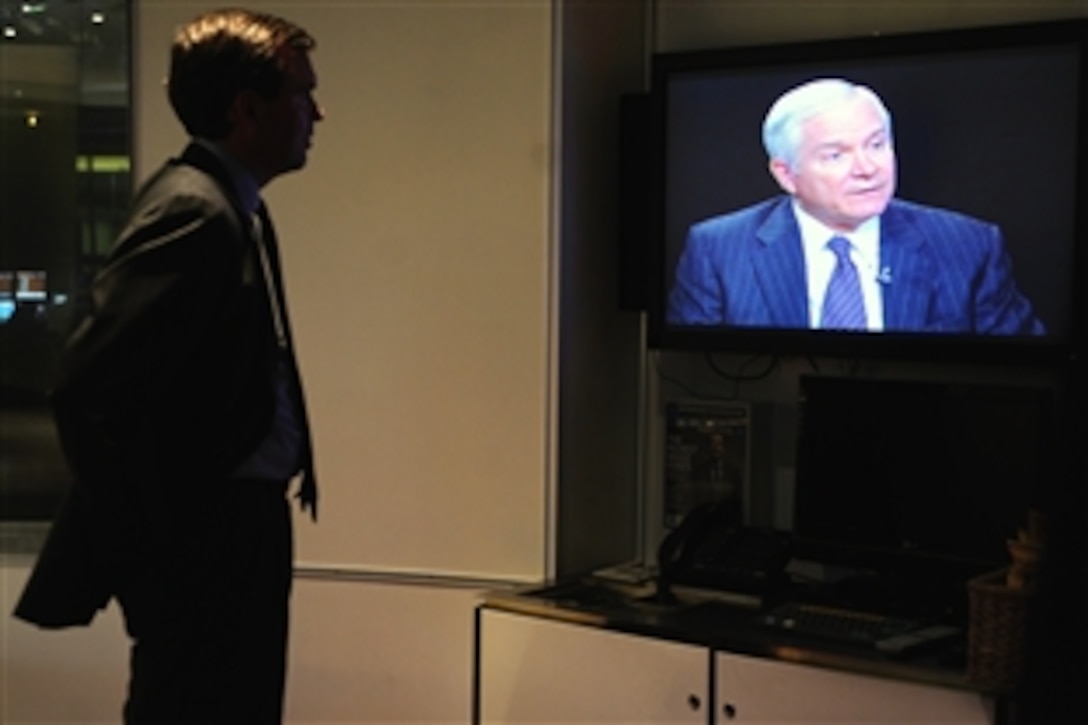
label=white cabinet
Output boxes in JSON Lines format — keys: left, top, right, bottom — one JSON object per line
{"left": 477, "top": 608, "right": 708, "bottom": 724}
{"left": 714, "top": 650, "right": 993, "bottom": 724}
{"left": 477, "top": 607, "right": 995, "bottom": 725}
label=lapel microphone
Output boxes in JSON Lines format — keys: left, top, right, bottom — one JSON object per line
{"left": 876, "top": 267, "right": 893, "bottom": 285}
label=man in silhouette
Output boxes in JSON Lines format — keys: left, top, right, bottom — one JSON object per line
{"left": 15, "top": 9, "right": 325, "bottom": 722}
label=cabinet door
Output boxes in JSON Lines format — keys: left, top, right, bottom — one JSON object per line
{"left": 715, "top": 651, "right": 992, "bottom": 724}
{"left": 478, "top": 608, "right": 708, "bottom": 724}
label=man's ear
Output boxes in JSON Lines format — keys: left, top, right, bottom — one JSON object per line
{"left": 768, "top": 159, "right": 796, "bottom": 195}
{"left": 228, "top": 89, "right": 264, "bottom": 133}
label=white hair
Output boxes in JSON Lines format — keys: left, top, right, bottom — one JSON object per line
{"left": 762, "top": 78, "right": 892, "bottom": 170}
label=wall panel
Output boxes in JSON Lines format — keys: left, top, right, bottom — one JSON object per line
{"left": 135, "top": 0, "right": 555, "bottom": 581}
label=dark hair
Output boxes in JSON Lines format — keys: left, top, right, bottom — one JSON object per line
{"left": 167, "top": 8, "right": 316, "bottom": 139}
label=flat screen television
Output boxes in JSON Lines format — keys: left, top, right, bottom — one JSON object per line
{"left": 643, "top": 18, "right": 1087, "bottom": 363}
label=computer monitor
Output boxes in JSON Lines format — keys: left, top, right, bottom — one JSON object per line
{"left": 791, "top": 375, "right": 1055, "bottom": 577}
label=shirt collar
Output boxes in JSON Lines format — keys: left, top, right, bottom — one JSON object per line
{"left": 791, "top": 199, "right": 881, "bottom": 265}
{"left": 192, "top": 137, "right": 261, "bottom": 215}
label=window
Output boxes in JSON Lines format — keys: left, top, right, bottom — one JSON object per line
{"left": 1, "top": 0, "right": 131, "bottom": 527}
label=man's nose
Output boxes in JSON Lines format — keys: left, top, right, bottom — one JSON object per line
{"left": 852, "top": 150, "right": 879, "bottom": 175}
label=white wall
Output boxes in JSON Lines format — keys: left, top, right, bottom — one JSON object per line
{"left": 1, "top": 557, "right": 483, "bottom": 724}
{"left": 2, "top": 560, "right": 128, "bottom": 723}
{"left": 135, "top": 0, "right": 556, "bottom": 582}
{"left": 284, "top": 577, "right": 483, "bottom": 724}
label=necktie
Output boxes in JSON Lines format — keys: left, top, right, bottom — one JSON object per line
{"left": 821, "top": 236, "right": 867, "bottom": 330}
{"left": 251, "top": 206, "right": 289, "bottom": 347}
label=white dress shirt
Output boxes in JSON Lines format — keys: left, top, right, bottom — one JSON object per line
{"left": 792, "top": 201, "right": 886, "bottom": 331}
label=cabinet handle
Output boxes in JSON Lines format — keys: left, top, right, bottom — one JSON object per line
{"left": 722, "top": 702, "right": 737, "bottom": 719}
{"left": 687, "top": 694, "right": 702, "bottom": 711}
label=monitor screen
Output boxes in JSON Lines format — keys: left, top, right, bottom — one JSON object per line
{"left": 791, "top": 375, "right": 1055, "bottom": 575}
{"left": 645, "top": 19, "right": 1087, "bottom": 363}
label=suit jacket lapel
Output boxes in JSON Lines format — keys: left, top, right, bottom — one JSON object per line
{"left": 754, "top": 198, "right": 809, "bottom": 327}
{"left": 178, "top": 143, "right": 284, "bottom": 341}
{"left": 880, "top": 202, "right": 935, "bottom": 331}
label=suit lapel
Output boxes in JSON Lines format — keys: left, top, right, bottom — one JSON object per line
{"left": 879, "top": 202, "right": 936, "bottom": 331}
{"left": 754, "top": 198, "right": 809, "bottom": 327}
{"left": 178, "top": 142, "right": 282, "bottom": 340}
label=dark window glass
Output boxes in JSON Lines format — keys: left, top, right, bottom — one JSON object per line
{"left": 1, "top": 1, "right": 130, "bottom": 522}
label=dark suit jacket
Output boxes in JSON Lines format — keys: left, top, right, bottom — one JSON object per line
{"left": 667, "top": 195, "right": 1045, "bottom": 335}
{"left": 14, "top": 143, "right": 316, "bottom": 628}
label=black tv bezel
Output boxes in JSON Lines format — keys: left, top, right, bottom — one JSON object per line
{"left": 644, "top": 18, "right": 1088, "bottom": 365}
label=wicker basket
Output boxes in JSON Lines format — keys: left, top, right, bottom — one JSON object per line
{"left": 966, "top": 568, "right": 1033, "bottom": 693}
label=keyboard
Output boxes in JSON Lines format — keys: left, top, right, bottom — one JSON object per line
{"left": 759, "top": 602, "right": 961, "bottom": 653}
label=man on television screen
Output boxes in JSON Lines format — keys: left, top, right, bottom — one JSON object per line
{"left": 666, "top": 78, "right": 1045, "bottom": 335}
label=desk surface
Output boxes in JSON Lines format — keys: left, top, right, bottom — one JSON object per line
{"left": 481, "top": 575, "right": 988, "bottom": 695}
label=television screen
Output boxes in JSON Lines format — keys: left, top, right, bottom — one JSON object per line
{"left": 645, "top": 19, "right": 1087, "bottom": 362}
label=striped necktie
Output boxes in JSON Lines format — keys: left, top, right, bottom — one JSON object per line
{"left": 821, "top": 236, "right": 867, "bottom": 330}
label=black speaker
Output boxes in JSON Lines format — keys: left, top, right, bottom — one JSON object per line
{"left": 617, "top": 92, "right": 656, "bottom": 312}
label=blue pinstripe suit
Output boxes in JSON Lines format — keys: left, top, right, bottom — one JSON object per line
{"left": 666, "top": 195, "right": 1045, "bottom": 335}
